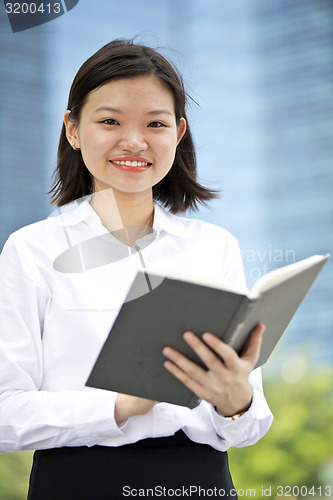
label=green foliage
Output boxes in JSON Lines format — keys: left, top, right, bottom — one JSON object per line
{"left": 229, "top": 371, "right": 333, "bottom": 498}
{"left": 0, "top": 451, "right": 32, "bottom": 500}
{"left": 0, "top": 372, "right": 332, "bottom": 499}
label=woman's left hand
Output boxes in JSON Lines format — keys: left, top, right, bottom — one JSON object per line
{"left": 162, "top": 324, "right": 265, "bottom": 417}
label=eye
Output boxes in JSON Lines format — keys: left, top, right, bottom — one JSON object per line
{"left": 148, "top": 121, "right": 166, "bottom": 128}
{"left": 101, "top": 119, "right": 119, "bottom": 126}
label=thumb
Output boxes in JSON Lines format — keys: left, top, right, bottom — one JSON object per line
{"left": 241, "top": 323, "right": 266, "bottom": 365}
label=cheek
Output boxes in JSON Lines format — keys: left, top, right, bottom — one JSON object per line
{"left": 155, "top": 135, "right": 178, "bottom": 161}
{"left": 79, "top": 129, "right": 111, "bottom": 156}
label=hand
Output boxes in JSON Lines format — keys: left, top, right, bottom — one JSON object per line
{"left": 162, "top": 324, "right": 265, "bottom": 417}
{"left": 115, "top": 393, "right": 158, "bottom": 424}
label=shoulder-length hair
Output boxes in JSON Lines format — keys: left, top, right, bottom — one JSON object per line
{"left": 49, "top": 39, "right": 218, "bottom": 213}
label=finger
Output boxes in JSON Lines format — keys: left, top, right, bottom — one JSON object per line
{"left": 181, "top": 331, "right": 227, "bottom": 373}
{"left": 201, "top": 332, "right": 240, "bottom": 371}
{"left": 162, "top": 344, "right": 209, "bottom": 385}
{"left": 241, "top": 324, "right": 265, "bottom": 365}
{"left": 163, "top": 359, "right": 208, "bottom": 401}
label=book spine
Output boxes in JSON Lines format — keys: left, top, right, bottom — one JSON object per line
{"left": 222, "top": 296, "right": 254, "bottom": 346}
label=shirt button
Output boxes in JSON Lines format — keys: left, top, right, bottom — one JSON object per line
{"left": 158, "top": 403, "right": 166, "bottom": 411}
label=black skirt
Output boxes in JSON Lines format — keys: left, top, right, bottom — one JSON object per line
{"left": 27, "top": 431, "right": 237, "bottom": 500}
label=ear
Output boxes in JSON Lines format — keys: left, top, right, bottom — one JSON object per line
{"left": 64, "top": 110, "right": 80, "bottom": 150}
{"left": 176, "top": 117, "right": 187, "bottom": 145}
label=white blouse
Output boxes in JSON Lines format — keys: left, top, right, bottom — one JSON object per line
{"left": 0, "top": 198, "right": 273, "bottom": 453}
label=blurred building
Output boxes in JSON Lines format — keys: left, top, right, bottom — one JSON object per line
{"left": 1, "top": 0, "right": 332, "bottom": 370}
{"left": 0, "top": 11, "right": 49, "bottom": 242}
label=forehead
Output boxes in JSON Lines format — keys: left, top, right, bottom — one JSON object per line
{"left": 85, "top": 75, "right": 175, "bottom": 111}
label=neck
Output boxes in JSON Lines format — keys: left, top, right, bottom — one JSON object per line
{"left": 90, "top": 188, "right": 154, "bottom": 230}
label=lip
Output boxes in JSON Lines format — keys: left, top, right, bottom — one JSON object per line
{"left": 109, "top": 156, "right": 152, "bottom": 173}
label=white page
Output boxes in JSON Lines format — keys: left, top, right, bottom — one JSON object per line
{"left": 249, "top": 254, "right": 328, "bottom": 299}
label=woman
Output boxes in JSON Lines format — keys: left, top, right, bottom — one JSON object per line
{"left": 0, "top": 40, "right": 273, "bottom": 499}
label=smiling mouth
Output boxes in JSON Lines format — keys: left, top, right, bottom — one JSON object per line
{"left": 111, "top": 160, "right": 152, "bottom": 167}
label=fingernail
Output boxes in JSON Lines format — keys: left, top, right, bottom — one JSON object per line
{"left": 162, "top": 347, "right": 173, "bottom": 357}
{"left": 183, "top": 331, "right": 195, "bottom": 341}
{"left": 202, "top": 333, "right": 214, "bottom": 342}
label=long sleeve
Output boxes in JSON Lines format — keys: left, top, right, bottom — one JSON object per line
{"left": 0, "top": 234, "right": 124, "bottom": 452}
{"left": 203, "top": 368, "right": 273, "bottom": 450}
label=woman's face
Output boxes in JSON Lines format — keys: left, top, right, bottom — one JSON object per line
{"left": 65, "top": 75, "right": 186, "bottom": 196}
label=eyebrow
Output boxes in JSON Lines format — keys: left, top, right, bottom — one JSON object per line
{"left": 93, "top": 106, "right": 121, "bottom": 114}
{"left": 93, "top": 106, "right": 173, "bottom": 116}
{"left": 146, "top": 110, "right": 173, "bottom": 116}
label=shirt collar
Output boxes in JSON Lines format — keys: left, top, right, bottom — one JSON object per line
{"left": 50, "top": 196, "right": 189, "bottom": 238}
{"left": 153, "top": 203, "right": 189, "bottom": 237}
{"left": 49, "top": 196, "right": 101, "bottom": 228}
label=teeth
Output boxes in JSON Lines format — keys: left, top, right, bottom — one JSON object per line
{"left": 113, "top": 160, "right": 149, "bottom": 167}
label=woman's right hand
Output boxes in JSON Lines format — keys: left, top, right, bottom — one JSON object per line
{"left": 114, "top": 393, "right": 158, "bottom": 424}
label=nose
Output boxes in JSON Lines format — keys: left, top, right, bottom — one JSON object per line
{"left": 117, "top": 128, "right": 148, "bottom": 153}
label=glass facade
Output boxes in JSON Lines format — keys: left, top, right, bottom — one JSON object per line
{"left": 0, "top": 11, "right": 49, "bottom": 239}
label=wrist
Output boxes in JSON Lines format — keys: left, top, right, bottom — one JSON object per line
{"left": 215, "top": 403, "right": 251, "bottom": 420}
{"left": 224, "top": 402, "right": 251, "bottom": 420}
{"left": 114, "top": 394, "right": 131, "bottom": 423}
{"left": 215, "top": 395, "right": 253, "bottom": 420}
{"left": 115, "top": 393, "right": 157, "bottom": 423}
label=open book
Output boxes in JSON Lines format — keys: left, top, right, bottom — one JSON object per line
{"left": 86, "top": 254, "right": 329, "bottom": 408}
